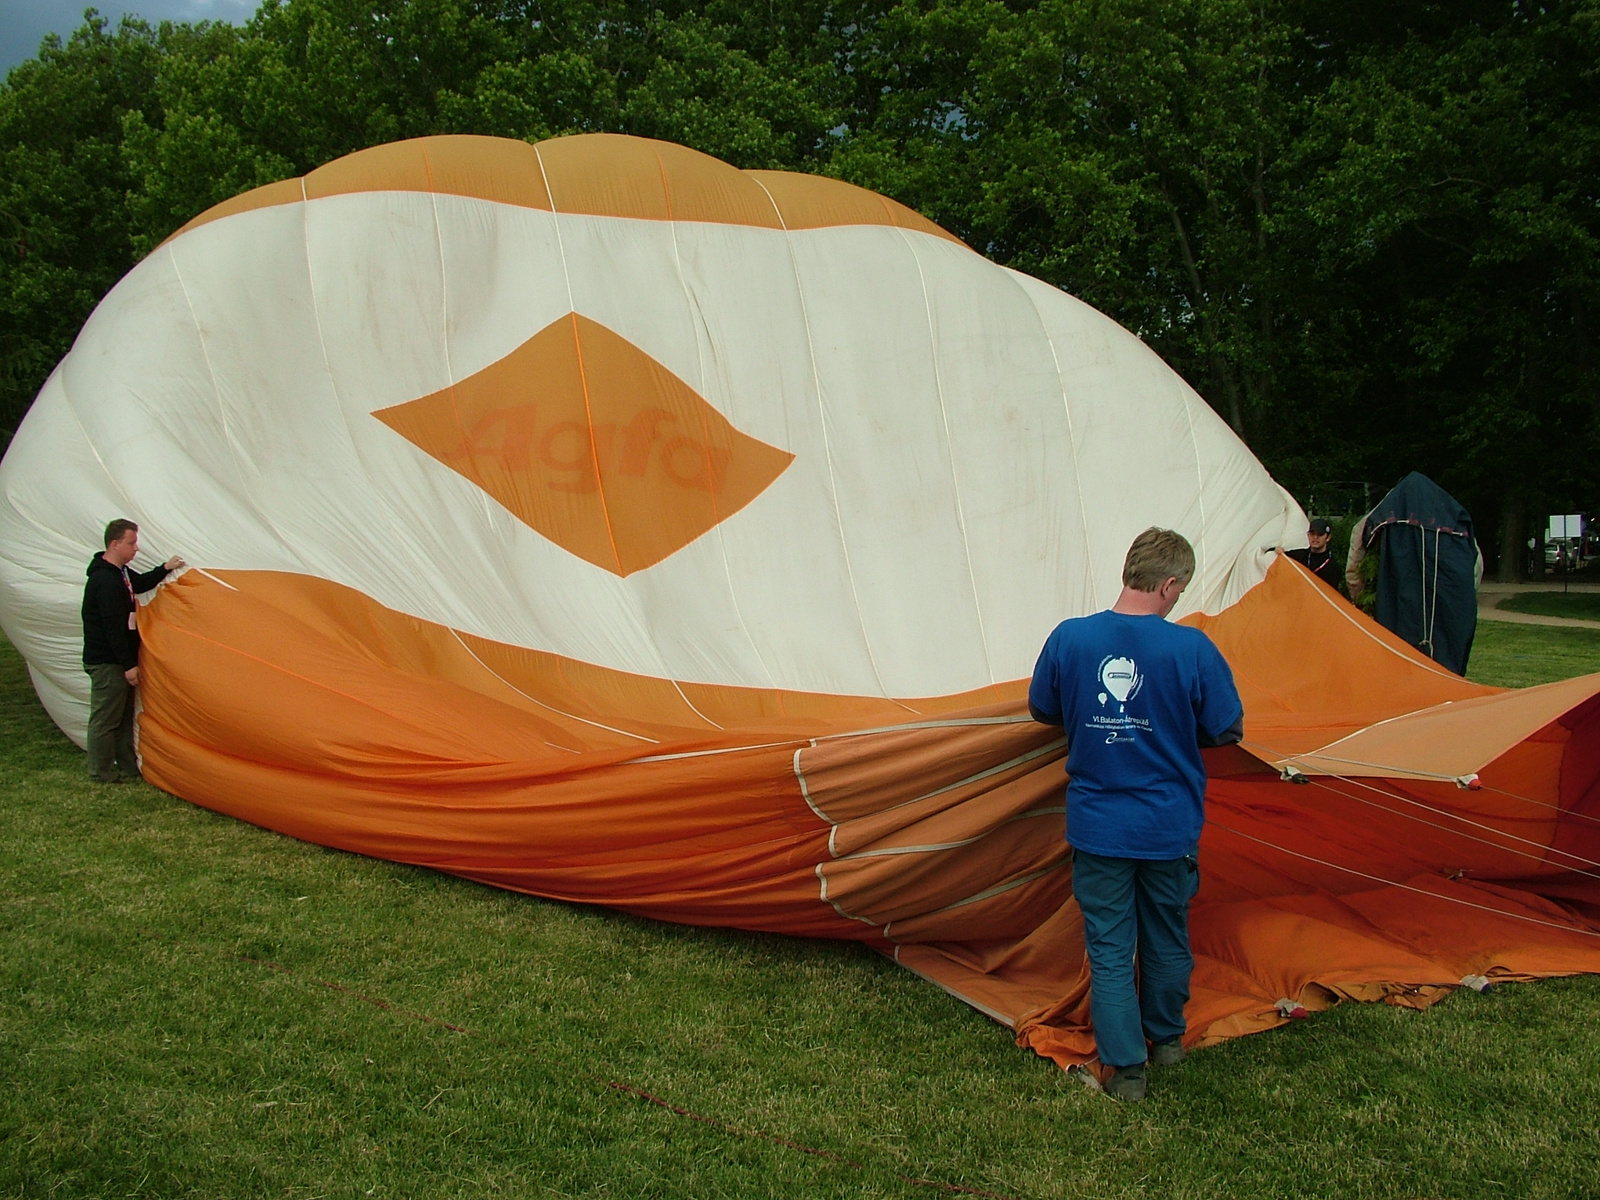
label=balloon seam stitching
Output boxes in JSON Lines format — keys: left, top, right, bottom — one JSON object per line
{"left": 850, "top": 737, "right": 1068, "bottom": 825}
{"left": 745, "top": 173, "right": 908, "bottom": 708}
{"left": 890, "top": 224, "right": 996, "bottom": 688}
{"left": 445, "top": 628, "right": 657, "bottom": 744}
{"left": 165, "top": 244, "right": 297, "bottom": 562}
{"left": 532, "top": 146, "right": 624, "bottom": 576}
{"left": 1005, "top": 269, "right": 1100, "bottom": 612}
{"left": 834, "top": 807, "right": 1067, "bottom": 861}
{"left": 917, "top": 858, "right": 1068, "bottom": 917}
{"left": 421, "top": 144, "right": 496, "bottom": 533}
{"left": 792, "top": 744, "right": 832, "bottom": 823}
{"left": 1179, "top": 364, "right": 1208, "bottom": 604}
{"left": 659, "top": 157, "right": 777, "bottom": 707}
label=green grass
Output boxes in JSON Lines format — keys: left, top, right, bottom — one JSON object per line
{"left": 1497, "top": 591, "right": 1600, "bottom": 623}
{"left": 4, "top": 630, "right": 1600, "bottom": 1199}
{"left": 1468, "top": 619, "right": 1600, "bottom": 687}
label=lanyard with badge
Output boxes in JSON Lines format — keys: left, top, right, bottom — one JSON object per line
{"left": 121, "top": 566, "right": 137, "bottom": 631}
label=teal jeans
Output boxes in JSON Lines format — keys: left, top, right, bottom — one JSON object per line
{"left": 85, "top": 663, "right": 138, "bottom": 782}
{"left": 1072, "top": 848, "right": 1201, "bottom": 1068}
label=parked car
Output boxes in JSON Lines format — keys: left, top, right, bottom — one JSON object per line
{"left": 1546, "top": 538, "right": 1582, "bottom": 571}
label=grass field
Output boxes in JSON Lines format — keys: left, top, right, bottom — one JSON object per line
{"left": 4, "top": 623, "right": 1600, "bottom": 1199}
{"left": 1497, "top": 591, "right": 1600, "bottom": 624}
{"left": 1468, "top": 617, "right": 1600, "bottom": 687}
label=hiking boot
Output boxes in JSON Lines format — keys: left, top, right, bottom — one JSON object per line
{"left": 1104, "top": 1065, "right": 1146, "bottom": 1102}
{"left": 1150, "top": 1039, "right": 1186, "bottom": 1067}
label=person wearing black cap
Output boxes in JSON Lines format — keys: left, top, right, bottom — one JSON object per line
{"left": 1287, "top": 518, "right": 1342, "bottom": 593}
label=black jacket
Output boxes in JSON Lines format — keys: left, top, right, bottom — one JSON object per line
{"left": 81, "top": 553, "right": 172, "bottom": 669}
{"left": 1286, "top": 546, "right": 1342, "bottom": 593}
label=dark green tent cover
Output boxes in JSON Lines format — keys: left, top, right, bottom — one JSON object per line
{"left": 1365, "top": 472, "right": 1478, "bottom": 675}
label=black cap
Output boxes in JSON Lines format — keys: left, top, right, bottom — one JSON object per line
{"left": 1308, "top": 517, "right": 1332, "bottom": 534}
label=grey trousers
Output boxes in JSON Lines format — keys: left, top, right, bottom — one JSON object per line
{"left": 85, "top": 663, "right": 138, "bottom": 782}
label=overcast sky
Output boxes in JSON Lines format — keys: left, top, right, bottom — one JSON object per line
{"left": 1, "top": 0, "right": 256, "bottom": 76}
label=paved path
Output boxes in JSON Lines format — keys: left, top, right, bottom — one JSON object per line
{"left": 1478, "top": 581, "right": 1600, "bottom": 630}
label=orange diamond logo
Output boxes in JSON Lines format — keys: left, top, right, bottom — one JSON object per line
{"left": 374, "top": 313, "right": 794, "bottom": 576}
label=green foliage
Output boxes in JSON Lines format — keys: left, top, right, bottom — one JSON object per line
{"left": 2, "top": 0, "right": 1598, "bottom": 569}
{"left": 0, "top": 14, "right": 165, "bottom": 440}
{"left": 1294, "top": 2, "right": 1600, "bottom": 538}
{"left": 1327, "top": 514, "right": 1355, "bottom": 584}
{"left": 1355, "top": 532, "right": 1380, "bottom": 613}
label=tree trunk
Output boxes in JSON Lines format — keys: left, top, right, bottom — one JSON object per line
{"left": 1496, "top": 492, "right": 1525, "bottom": 584}
{"left": 1572, "top": 286, "right": 1591, "bottom": 371}
{"left": 1166, "top": 205, "right": 1245, "bottom": 434}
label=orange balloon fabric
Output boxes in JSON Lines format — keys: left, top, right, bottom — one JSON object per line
{"left": 134, "top": 557, "right": 1600, "bottom": 1070}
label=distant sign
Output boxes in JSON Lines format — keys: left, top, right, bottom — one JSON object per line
{"left": 1548, "top": 514, "right": 1585, "bottom": 540}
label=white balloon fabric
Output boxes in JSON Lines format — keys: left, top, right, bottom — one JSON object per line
{"left": 0, "top": 134, "right": 1299, "bottom": 744}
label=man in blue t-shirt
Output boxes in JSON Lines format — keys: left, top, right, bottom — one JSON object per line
{"left": 1029, "top": 527, "right": 1243, "bottom": 1102}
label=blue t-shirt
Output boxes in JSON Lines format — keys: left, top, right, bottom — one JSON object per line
{"left": 1028, "top": 610, "right": 1242, "bottom": 860}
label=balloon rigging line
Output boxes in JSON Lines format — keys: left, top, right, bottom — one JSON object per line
{"left": 1289, "top": 758, "right": 1600, "bottom": 872}
{"left": 1303, "top": 767, "right": 1600, "bottom": 870}
{"left": 1241, "top": 737, "right": 1600, "bottom": 831}
{"left": 1207, "top": 822, "right": 1600, "bottom": 940}
{"left": 1277, "top": 555, "right": 1467, "bottom": 683}
{"left": 1477, "top": 781, "right": 1600, "bottom": 826}
{"left": 1290, "top": 775, "right": 1600, "bottom": 882}
{"left": 1244, "top": 740, "right": 1600, "bottom": 873}
{"left": 231, "top": 953, "right": 1024, "bottom": 1200}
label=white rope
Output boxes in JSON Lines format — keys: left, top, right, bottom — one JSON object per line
{"left": 1294, "top": 774, "right": 1600, "bottom": 882}
{"left": 1477, "top": 781, "right": 1600, "bottom": 827}
{"left": 1247, "top": 737, "right": 1600, "bottom": 837}
{"left": 1432, "top": 528, "right": 1442, "bottom": 650}
{"left": 1418, "top": 524, "right": 1431, "bottom": 656}
{"left": 1209, "top": 820, "right": 1600, "bottom": 940}
{"left": 1242, "top": 740, "right": 1600, "bottom": 872}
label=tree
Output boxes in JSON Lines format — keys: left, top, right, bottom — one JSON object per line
{"left": 1296, "top": 1, "right": 1600, "bottom": 577}
{"left": 0, "top": 13, "right": 164, "bottom": 440}
{"left": 3, "top": 0, "right": 1597, "bottom": 576}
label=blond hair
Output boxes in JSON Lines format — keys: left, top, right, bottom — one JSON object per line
{"left": 1122, "top": 527, "right": 1196, "bottom": 592}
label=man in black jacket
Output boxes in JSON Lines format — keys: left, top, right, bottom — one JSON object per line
{"left": 82, "top": 519, "right": 184, "bottom": 782}
{"left": 1286, "top": 517, "right": 1342, "bottom": 593}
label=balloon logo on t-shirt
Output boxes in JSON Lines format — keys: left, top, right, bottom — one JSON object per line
{"left": 1099, "top": 656, "right": 1143, "bottom": 710}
